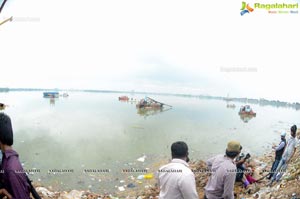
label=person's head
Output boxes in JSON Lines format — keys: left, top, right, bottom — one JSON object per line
{"left": 225, "top": 140, "right": 242, "bottom": 159}
{"left": 291, "top": 125, "right": 297, "bottom": 137}
{"left": 281, "top": 131, "right": 286, "bottom": 139}
{"left": 171, "top": 141, "right": 189, "bottom": 162}
{"left": 0, "top": 113, "right": 14, "bottom": 147}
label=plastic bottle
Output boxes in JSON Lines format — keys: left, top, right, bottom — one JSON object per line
{"left": 144, "top": 173, "right": 154, "bottom": 179}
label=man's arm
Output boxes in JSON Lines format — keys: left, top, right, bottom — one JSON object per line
{"left": 6, "top": 171, "right": 29, "bottom": 199}
{"left": 0, "top": 188, "right": 12, "bottom": 199}
{"left": 222, "top": 170, "right": 236, "bottom": 199}
{"left": 275, "top": 141, "right": 285, "bottom": 151}
{"left": 235, "top": 158, "right": 246, "bottom": 166}
{"left": 179, "top": 172, "right": 199, "bottom": 199}
{"left": 206, "top": 156, "right": 216, "bottom": 171}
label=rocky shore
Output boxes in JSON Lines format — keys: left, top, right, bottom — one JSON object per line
{"left": 34, "top": 131, "right": 300, "bottom": 199}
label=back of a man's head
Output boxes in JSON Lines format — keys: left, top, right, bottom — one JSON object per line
{"left": 0, "top": 113, "right": 14, "bottom": 146}
{"left": 171, "top": 141, "right": 188, "bottom": 159}
{"left": 291, "top": 125, "right": 297, "bottom": 136}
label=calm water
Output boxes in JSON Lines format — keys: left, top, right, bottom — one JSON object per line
{"left": 0, "top": 91, "right": 299, "bottom": 193}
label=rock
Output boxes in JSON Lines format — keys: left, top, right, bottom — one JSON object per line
{"left": 59, "top": 190, "right": 84, "bottom": 199}
{"left": 265, "top": 193, "right": 272, "bottom": 198}
{"left": 127, "top": 183, "right": 136, "bottom": 188}
{"left": 36, "top": 187, "right": 56, "bottom": 197}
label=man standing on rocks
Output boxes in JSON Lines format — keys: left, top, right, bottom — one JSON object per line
{"left": 267, "top": 131, "right": 287, "bottom": 180}
{"left": 204, "top": 141, "right": 242, "bottom": 199}
{"left": 270, "top": 125, "right": 298, "bottom": 185}
{"left": 156, "top": 141, "right": 198, "bottom": 199}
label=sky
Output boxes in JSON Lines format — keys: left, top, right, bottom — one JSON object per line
{"left": 1, "top": 0, "right": 300, "bottom": 102}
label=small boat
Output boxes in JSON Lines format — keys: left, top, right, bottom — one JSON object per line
{"left": 62, "top": 93, "right": 69, "bottom": 97}
{"left": 118, "top": 96, "right": 129, "bottom": 101}
{"left": 239, "top": 105, "right": 256, "bottom": 116}
{"left": 43, "top": 92, "right": 59, "bottom": 98}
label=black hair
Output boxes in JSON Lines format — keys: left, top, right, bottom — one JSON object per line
{"left": 291, "top": 125, "right": 297, "bottom": 134}
{"left": 226, "top": 150, "right": 239, "bottom": 158}
{"left": 0, "top": 113, "right": 14, "bottom": 146}
{"left": 171, "top": 141, "right": 188, "bottom": 159}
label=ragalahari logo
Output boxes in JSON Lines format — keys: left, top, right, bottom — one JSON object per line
{"left": 241, "top": 2, "right": 254, "bottom": 15}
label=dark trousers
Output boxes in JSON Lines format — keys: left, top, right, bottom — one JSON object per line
{"left": 268, "top": 158, "right": 280, "bottom": 179}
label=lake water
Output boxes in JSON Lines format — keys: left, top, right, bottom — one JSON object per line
{"left": 0, "top": 91, "right": 299, "bottom": 194}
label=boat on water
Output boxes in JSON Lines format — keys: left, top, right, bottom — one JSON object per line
{"left": 136, "top": 97, "right": 170, "bottom": 109}
{"left": 43, "top": 92, "right": 59, "bottom": 98}
{"left": 136, "top": 97, "right": 164, "bottom": 109}
{"left": 118, "top": 96, "right": 129, "bottom": 101}
{"left": 239, "top": 105, "right": 256, "bottom": 116}
{"left": 135, "top": 97, "right": 172, "bottom": 117}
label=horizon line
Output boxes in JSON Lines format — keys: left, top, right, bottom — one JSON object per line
{"left": 1, "top": 87, "right": 300, "bottom": 107}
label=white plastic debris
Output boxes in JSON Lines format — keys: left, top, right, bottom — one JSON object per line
{"left": 137, "top": 175, "right": 144, "bottom": 180}
{"left": 137, "top": 155, "right": 146, "bottom": 162}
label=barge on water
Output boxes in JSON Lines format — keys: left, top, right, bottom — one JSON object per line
{"left": 43, "top": 92, "right": 59, "bottom": 98}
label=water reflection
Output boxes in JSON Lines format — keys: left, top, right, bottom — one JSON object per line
{"left": 137, "top": 107, "right": 172, "bottom": 118}
{"left": 239, "top": 114, "right": 256, "bottom": 123}
{"left": 226, "top": 104, "right": 236, "bottom": 109}
{"left": 49, "top": 98, "right": 56, "bottom": 106}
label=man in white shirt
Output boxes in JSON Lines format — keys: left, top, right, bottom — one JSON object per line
{"left": 157, "top": 141, "right": 198, "bottom": 199}
{"left": 270, "top": 125, "right": 298, "bottom": 185}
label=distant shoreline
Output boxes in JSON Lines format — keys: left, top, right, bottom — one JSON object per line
{"left": 1, "top": 87, "right": 299, "bottom": 110}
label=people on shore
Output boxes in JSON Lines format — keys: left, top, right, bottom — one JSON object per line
{"left": 235, "top": 150, "right": 251, "bottom": 187}
{"left": 244, "top": 164, "right": 257, "bottom": 185}
{"left": 0, "top": 113, "right": 31, "bottom": 199}
{"left": 267, "top": 131, "right": 286, "bottom": 180}
{"left": 269, "top": 125, "right": 298, "bottom": 185}
{"left": 204, "top": 141, "right": 242, "bottom": 199}
{"left": 156, "top": 141, "right": 198, "bottom": 199}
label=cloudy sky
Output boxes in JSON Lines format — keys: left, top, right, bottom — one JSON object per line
{"left": 1, "top": 0, "right": 300, "bottom": 102}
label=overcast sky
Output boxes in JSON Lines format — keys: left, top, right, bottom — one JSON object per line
{"left": 1, "top": 0, "right": 300, "bottom": 102}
